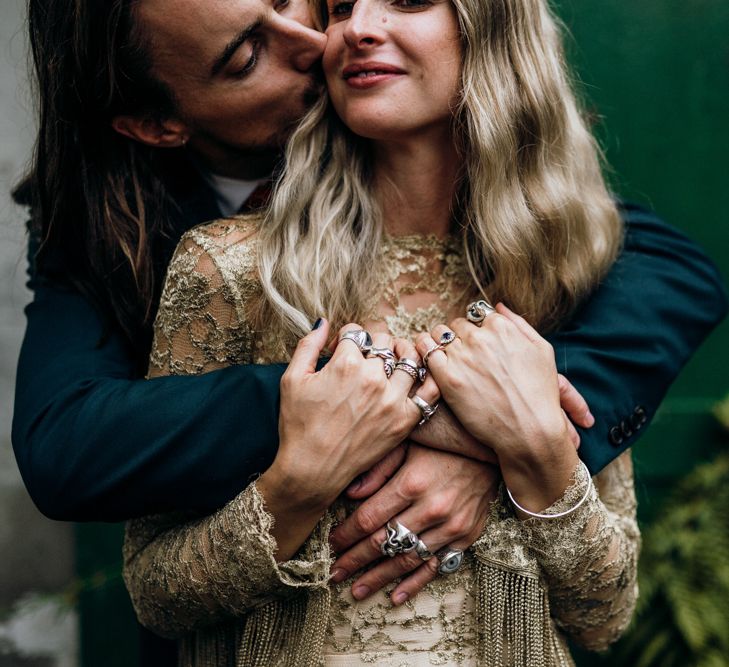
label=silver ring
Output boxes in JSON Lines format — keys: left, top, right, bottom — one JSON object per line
{"left": 423, "top": 344, "right": 444, "bottom": 368}
{"left": 367, "top": 346, "right": 396, "bottom": 361}
{"left": 438, "top": 331, "right": 457, "bottom": 347}
{"left": 339, "top": 329, "right": 373, "bottom": 355}
{"left": 394, "top": 362, "right": 418, "bottom": 381}
{"left": 411, "top": 395, "right": 439, "bottom": 426}
{"left": 466, "top": 300, "right": 495, "bottom": 326}
{"left": 436, "top": 547, "right": 464, "bottom": 575}
{"left": 366, "top": 347, "right": 396, "bottom": 377}
{"left": 394, "top": 357, "right": 425, "bottom": 382}
{"left": 423, "top": 331, "right": 457, "bottom": 367}
{"left": 415, "top": 539, "right": 433, "bottom": 561}
{"left": 397, "top": 357, "right": 419, "bottom": 372}
{"left": 380, "top": 521, "right": 419, "bottom": 558}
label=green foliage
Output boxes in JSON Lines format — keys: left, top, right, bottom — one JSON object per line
{"left": 608, "top": 426, "right": 729, "bottom": 667}
{"left": 713, "top": 393, "right": 729, "bottom": 433}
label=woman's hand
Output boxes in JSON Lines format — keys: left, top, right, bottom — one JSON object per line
{"left": 328, "top": 443, "right": 498, "bottom": 606}
{"left": 411, "top": 372, "right": 592, "bottom": 456}
{"left": 258, "top": 320, "right": 439, "bottom": 559}
{"left": 415, "top": 304, "right": 579, "bottom": 514}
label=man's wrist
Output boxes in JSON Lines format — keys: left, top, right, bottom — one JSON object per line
{"left": 410, "top": 411, "right": 496, "bottom": 463}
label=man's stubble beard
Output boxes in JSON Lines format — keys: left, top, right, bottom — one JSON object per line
{"left": 193, "top": 77, "right": 324, "bottom": 180}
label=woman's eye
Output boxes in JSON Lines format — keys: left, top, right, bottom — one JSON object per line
{"left": 393, "top": 0, "right": 432, "bottom": 8}
{"left": 330, "top": 1, "right": 355, "bottom": 17}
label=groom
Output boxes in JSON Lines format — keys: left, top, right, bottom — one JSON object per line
{"left": 12, "top": 0, "right": 727, "bottom": 663}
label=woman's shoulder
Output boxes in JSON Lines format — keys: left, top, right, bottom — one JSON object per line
{"left": 183, "top": 213, "right": 261, "bottom": 256}
{"left": 175, "top": 213, "right": 262, "bottom": 284}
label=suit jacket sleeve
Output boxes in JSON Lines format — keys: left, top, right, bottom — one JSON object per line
{"left": 13, "top": 204, "right": 727, "bottom": 521}
{"left": 547, "top": 203, "right": 728, "bottom": 474}
{"left": 12, "top": 246, "right": 285, "bottom": 522}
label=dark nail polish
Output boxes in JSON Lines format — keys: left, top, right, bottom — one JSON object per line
{"left": 311, "top": 317, "right": 323, "bottom": 331}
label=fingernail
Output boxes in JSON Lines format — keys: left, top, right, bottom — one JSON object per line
{"left": 311, "top": 317, "right": 323, "bottom": 331}
{"left": 392, "top": 592, "right": 408, "bottom": 605}
{"left": 352, "top": 585, "right": 370, "bottom": 600}
{"left": 330, "top": 568, "right": 348, "bottom": 583}
{"left": 585, "top": 411, "right": 595, "bottom": 427}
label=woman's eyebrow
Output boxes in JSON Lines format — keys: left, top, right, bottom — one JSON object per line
{"left": 211, "top": 19, "right": 263, "bottom": 76}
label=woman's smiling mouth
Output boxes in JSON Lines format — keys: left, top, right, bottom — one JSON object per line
{"left": 342, "top": 61, "right": 405, "bottom": 88}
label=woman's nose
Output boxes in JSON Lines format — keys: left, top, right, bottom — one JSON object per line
{"left": 343, "top": 0, "right": 386, "bottom": 50}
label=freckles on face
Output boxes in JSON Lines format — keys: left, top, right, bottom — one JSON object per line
{"left": 322, "top": 0, "right": 462, "bottom": 140}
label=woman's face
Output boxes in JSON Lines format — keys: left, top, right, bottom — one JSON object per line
{"left": 322, "top": 0, "right": 462, "bottom": 142}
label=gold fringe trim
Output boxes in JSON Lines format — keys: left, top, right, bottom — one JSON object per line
{"left": 178, "top": 588, "right": 331, "bottom": 667}
{"left": 476, "top": 560, "right": 565, "bottom": 667}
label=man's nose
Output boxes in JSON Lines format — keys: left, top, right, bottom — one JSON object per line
{"left": 293, "top": 25, "right": 327, "bottom": 71}
{"left": 282, "top": 19, "right": 327, "bottom": 71}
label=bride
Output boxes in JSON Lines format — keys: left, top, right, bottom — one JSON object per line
{"left": 124, "top": 0, "right": 638, "bottom": 664}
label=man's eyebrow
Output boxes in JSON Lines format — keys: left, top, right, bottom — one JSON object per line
{"left": 211, "top": 20, "right": 263, "bottom": 76}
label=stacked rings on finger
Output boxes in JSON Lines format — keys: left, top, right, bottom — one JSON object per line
{"left": 465, "top": 299, "right": 495, "bottom": 326}
{"left": 414, "top": 539, "right": 434, "bottom": 561}
{"left": 411, "top": 395, "right": 439, "bottom": 426}
{"left": 339, "top": 329, "right": 373, "bottom": 355}
{"left": 367, "top": 347, "right": 396, "bottom": 378}
{"left": 394, "top": 358, "right": 427, "bottom": 383}
{"left": 380, "top": 521, "right": 419, "bottom": 558}
{"left": 436, "top": 547, "right": 464, "bottom": 575}
{"left": 423, "top": 330, "right": 457, "bottom": 367}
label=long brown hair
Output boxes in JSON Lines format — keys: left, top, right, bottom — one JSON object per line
{"left": 14, "top": 0, "right": 182, "bottom": 364}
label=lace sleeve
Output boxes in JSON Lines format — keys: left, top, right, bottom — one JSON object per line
{"left": 147, "top": 226, "right": 253, "bottom": 378}
{"left": 124, "top": 224, "right": 331, "bottom": 639}
{"left": 123, "top": 484, "right": 332, "bottom": 639}
{"left": 521, "top": 452, "right": 640, "bottom": 650}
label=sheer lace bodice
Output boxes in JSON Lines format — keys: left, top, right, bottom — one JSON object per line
{"left": 125, "top": 215, "right": 639, "bottom": 667}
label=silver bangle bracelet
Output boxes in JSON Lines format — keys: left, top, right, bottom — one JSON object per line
{"left": 506, "top": 460, "right": 593, "bottom": 519}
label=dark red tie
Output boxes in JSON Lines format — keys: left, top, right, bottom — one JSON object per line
{"left": 238, "top": 182, "right": 272, "bottom": 213}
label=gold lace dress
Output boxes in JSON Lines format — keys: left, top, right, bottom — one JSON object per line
{"left": 123, "top": 215, "right": 640, "bottom": 667}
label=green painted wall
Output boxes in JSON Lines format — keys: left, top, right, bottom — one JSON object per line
{"left": 559, "top": 2, "right": 729, "bottom": 663}
{"left": 77, "top": 2, "right": 729, "bottom": 665}
{"left": 559, "top": 0, "right": 729, "bottom": 486}
{"left": 561, "top": 0, "right": 729, "bottom": 405}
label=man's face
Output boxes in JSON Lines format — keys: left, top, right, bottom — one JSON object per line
{"left": 137, "top": 0, "right": 326, "bottom": 176}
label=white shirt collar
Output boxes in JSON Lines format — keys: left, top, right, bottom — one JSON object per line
{"left": 203, "top": 170, "right": 268, "bottom": 218}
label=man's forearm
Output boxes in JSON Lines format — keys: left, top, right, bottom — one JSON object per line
{"left": 14, "top": 205, "right": 726, "bottom": 520}
{"left": 411, "top": 207, "right": 727, "bottom": 475}
{"left": 548, "top": 204, "right": 727, "bottom": 473}
{"left": 13, "top": 283, "right": 285, "bottom": 521}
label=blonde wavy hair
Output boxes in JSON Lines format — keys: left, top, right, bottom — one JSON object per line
{"left": 256, "top": 0, "right": 623, "bottom": 338}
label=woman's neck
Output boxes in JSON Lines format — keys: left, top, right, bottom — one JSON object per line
{"left": 373, "top": 132, "right": 459, "bottom": 238}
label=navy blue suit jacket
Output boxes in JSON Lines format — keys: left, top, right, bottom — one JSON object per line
{"left": 11, "top": 171, "right": 728, "bottom": 522}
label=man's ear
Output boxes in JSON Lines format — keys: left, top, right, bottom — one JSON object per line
{"left": 111, "top": 115, "right": 190, "bottom": 148}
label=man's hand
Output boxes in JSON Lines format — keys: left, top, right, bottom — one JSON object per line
{"left": 329, "top": 444, "right": 498, "bottom": 606}
{"left": 558, "top": 373, "right": 594, "bottom": 442}
{"left": 409, "top": 402, "right": 497, "bottom": 462}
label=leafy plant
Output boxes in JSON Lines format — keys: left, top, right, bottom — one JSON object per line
{"left": 607, "top": 395, "right": 729, "bottom": 667}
